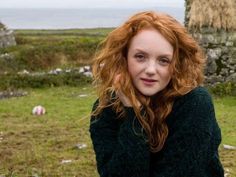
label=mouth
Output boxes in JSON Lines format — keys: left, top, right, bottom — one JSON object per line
{"left": 140, "top": 78, "right": 157, "bottom": 85}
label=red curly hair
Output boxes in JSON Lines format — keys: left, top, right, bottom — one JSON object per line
{"left": 92, "top": 11, "right": 205, "bottom": 152}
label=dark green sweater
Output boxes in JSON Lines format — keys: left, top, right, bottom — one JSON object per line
{"left": 89, "top": 87, "right": 224, "bottom": 177}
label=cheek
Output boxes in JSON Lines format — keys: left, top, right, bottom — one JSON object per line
{"left": 128, "top": 60, "right": 144, "bottom": 80}
{"left": 160, "top": 68, "right": 172, "bottom": 81}
{"left": 165, "top": 72, "right": 172, "bottom": 84}
{"left": 127, "top": 58, "right": 137, "bottom": 77}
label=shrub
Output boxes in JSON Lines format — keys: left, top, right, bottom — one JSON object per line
{"left": 0, "top": 72, "right": 92, "bottom": 90}
{"left": 208, "top": 82, "right": 236, "bottom": 96}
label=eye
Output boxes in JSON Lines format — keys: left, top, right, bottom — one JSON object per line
{"left": 158, "top": 57, "right": 171, "bottom": 66}
{"left": 134, "top": 53, "right": 146, "bottom": 62}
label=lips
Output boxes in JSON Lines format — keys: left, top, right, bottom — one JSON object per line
{"left": 140, "top": 78, "right": 157, "bottom": 86}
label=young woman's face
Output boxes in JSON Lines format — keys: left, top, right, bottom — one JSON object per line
{"left": 127, "top": 28, "right": 173, "bottom": 96}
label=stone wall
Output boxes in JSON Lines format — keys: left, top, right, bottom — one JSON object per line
{"left": 0, "top": 23, "right": 16, "bottom": 48}
{"left": 191, "top": 28, "right": 236, "bottom": 85}
{"left": 185, "top": 0, "right": 236, "bottom": 85}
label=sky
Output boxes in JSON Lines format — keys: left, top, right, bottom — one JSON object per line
{"left": 0, "top": 0, "right": 185, "bottom": 8}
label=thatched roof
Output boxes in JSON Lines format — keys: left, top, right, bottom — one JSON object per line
{"left": 187, "top": 0, "right": 236, "bottom": 31}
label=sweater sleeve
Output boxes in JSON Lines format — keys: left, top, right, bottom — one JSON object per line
{"left": 89, "top": 100, "right": 150, "bottom": 177}
{"left": 151, "top": 89, "right": 223, "bottom": 177}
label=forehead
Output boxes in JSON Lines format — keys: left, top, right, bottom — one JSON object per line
{"left": 129, "top": 28, "right": 173, "bottom": 55}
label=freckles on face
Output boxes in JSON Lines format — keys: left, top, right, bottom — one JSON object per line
{"left": 127, "top": 28, "right": 174, "bottom": 96}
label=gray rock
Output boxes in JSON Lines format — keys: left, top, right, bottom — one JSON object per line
{"left": 191, "top": 30, "right": 236, "bottom": 85}
{"left": 0, "top": 23, "right": 16, "bottom": 48}
{"left": 206, "top": 61, "right": 217, "bottom": 74}
{"left": 226, "top": 73, "right": 236, "bottom": 83}
{"left": 226, "top": 41, "right": 234, "bottom": 47}
{"left": 0, "top": 90, "right": 28, "bottom": 100}
{"left": 220, "top": 68, "right": 229, "bottom": 77}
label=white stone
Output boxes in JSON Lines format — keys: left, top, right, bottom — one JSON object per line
{"left": 79, "top": 94, "right": 88, "bottom": 97}
{"left": 55, "top": 68, "right": 62, "bottom": 73}
{"left": 83, "top": 71, "right": 92, "bottom": 77}
{"left": 79, "top": 67, "right": 84, "bottom": 73}
{"left": 61, "top": 159, "right": 73, "bottom": 164}
{"left": 223, "top": 144, "right": 236, "bottom": 150}
{"left": 75, "top": 143, "right": 87, "bottom": 149}
{"left": 84, "top": 65, "right": 90, "bottom": 71}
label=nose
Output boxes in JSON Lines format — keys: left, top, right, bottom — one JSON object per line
{"left": 145, "top": 60, "right": 156, "bottom": 75}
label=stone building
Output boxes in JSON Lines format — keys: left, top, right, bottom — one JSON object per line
{"left": 185, "top": 0, "right": 236, "bottom": 85}
{"left": 0, "top": 22, "right": 16, "bottom": 48}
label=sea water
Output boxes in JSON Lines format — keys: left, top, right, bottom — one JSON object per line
{"left": 0, "top": 7, "right": 184, "bottom": 29}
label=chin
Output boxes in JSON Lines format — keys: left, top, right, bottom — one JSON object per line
{"left": 139, "top": 90, "right": 158, "bottom": 97}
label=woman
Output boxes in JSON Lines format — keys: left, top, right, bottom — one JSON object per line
{"left": 89, "top": 11, "right": 224, "bottom": 177}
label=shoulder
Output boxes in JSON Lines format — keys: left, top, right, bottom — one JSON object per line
{"left": 167, "top": 87, "right": 218, "bottom": 134}
{"left": 186, "top": 86, "right": 211, "bottom": 97}
{"left": 169, "top": 86, "right": 216, "bottom": 126}
{"left": 182, "top": 86, "right": 211, "bottom": 100}
{"left": 90, "top": 98, "right": 120, "bottom": 126}
{"left": 173, "top": 86, "right": 213, "bottom": 110}
{"left": 91, "top": 98, "right": 113, "bottom": 113}
{"left": 92, "top": 99, "right": 99, "bottom": 111}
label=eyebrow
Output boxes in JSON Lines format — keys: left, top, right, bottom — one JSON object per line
{"left": 158, "top": 54, "right": 173, "bottom": 59}
{"left": 134, "top": 49, "right": 148, "bottom": 54}
{"left": 134, "top": 48, "right": 173, "bottom": 58}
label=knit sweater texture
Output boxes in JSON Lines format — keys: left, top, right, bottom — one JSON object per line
{"left": 89, "top": 86, "right": 224, "bottom": 177}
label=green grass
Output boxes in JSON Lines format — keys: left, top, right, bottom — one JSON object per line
{"left": 14, "top": 28, "right": 114, "bottom": 36}
{"left": 0, "top": 86, "right": 235, "bottom": 176}
{"left": 214, "top": 96, "right": 236, "bottom": 176}
{"left": 215, "top": 96, "right": 236, "bottom": 145}
{"left": 0, "top": 85, "right": 98, "bottom": 177}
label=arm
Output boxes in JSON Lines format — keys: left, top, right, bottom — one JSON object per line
{"left": 151, "top": 89, "right": 222, "bottom": 177}
{"left": 90, "top": 100, "right": 150, "bottom": 177}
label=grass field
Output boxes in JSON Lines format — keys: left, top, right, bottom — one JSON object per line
{"left": 14, "top": 28, "right": 114, "bottom": 37}
{"left": 0, "top": 85, "right": 98, "bottom": 177}
{"left": 0, "top": 28, "right": 113, "bottom": 73}
{"left": 0, "top": 85, "right": 236, "bottom": 177}
{"left": 214, "top": 96, "right": 236, "bottom": 177}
